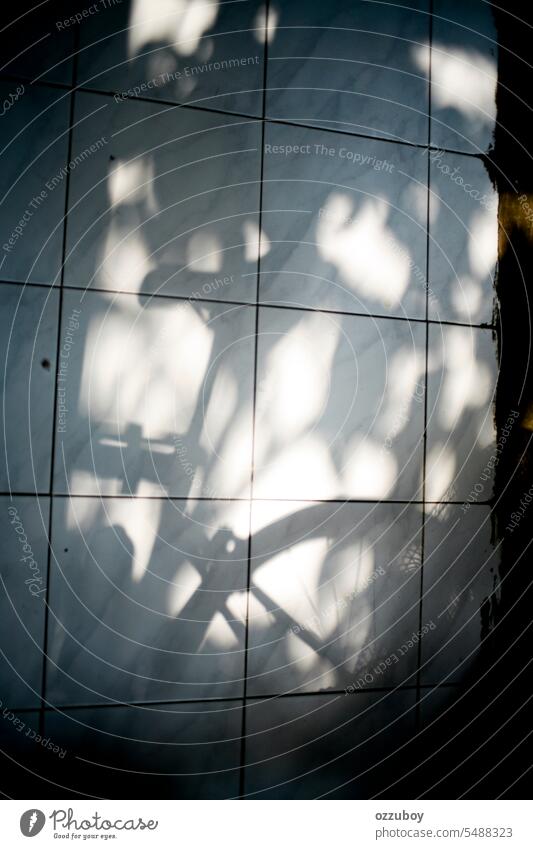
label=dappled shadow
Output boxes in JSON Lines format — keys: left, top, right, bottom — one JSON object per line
{"left": 0, "top": 0, "right": 505, "bottom": 800}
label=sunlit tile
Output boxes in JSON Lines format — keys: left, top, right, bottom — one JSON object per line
{"left": 248, "top": 501, "right": 422, "bottom": 695}
{"left": 430, "top": 0, "right": 498, "bottom": 153}
{"left": 266, "top": 0, "right": 430, "bottom": 144}
{"left": 428, "top": 151, "right": 497, "bottom": 324}
{"left": 260, "top": 123, "right": 428, "bottom": 318}
{"left": 77, "top": 0, "right": 265, "bottom": 116}
{"left": 46, "top": 497, "right": 249, "bottom": 704}
{"left": 63, "top": 92, "right": 261, "bottom": 299}
{"left": 426, "top": 324, "right": 498, "bottom": 502}
{"left": 53, "top": 289, "right": 255, "bottom": 498}
{"left": 254, "top": 307, "right": 426, "bottom": 500}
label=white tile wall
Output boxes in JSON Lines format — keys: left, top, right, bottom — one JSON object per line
{"left": 53, "top": 289, "right": 255, "bottom": 498}
{"left": 0, "top": 0, "right": 500, "bottom": 798}
{"left": 253, "top": 307, "right": 426, "bottom": 500}
{"left": 265, "top": 0, "right": 431, "bottom": 144}
{"left": 260, "top": 122, "right": 428, "bottom": 319}
{"left": 0, "top": 497, "right": 49, "bottom": 708}
{"left": 63, "top": 93, "right": 262, "bottom": 298}
{"left": 421, "top": 504, "right": 500, "bottom": 684}
{"left": 47, "top": 496, "right": 249, "bottom": 704}
{"left": 0, "top": 284, "right": 59, "bottom": 491}
{"left": 0, "top": 84, "right": 70, "bottom": 284}
{"left": 248, "top": 501, "right": 422, "bottom": 695}
{"left": 431, "top": 0, "right": 498, "bottom": 153}
{"left": 77, "top": 0, "right": 265, "bottom": 117}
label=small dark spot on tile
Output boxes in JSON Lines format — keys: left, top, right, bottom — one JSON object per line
{"left": 41, "top": 358, "right": 51, "bottom": 370}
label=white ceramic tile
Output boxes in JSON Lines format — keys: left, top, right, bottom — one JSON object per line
{"left": 428, "top": 151, "right": 497, "bottom": 324}
{"left": 0, "top": 497, "right": 49, "bottom": 708}
{"left": 63, "top": 92, "right": 261, "bottom": 299}
{"left": 260, "top": 123, "right": 428, "bottom": 319}
{"left": 53, "top": 289, "right": 255, "bottom": 498}
{"left": 420, "top": 504, "right": 499, "bottom": 684}
{"left": 244, "top": 690, "right": 416, "bottom": 798}
{"left": 0, "top": 1, "right": 74, "bottom": 85}
{"left": 426, "top": 324, "right": 498, "bottom": 503}
{"left": 46, "top": 497, "right": 249, "bottom": 704}
{"left": 431, "top": 0, "right": 498, "bottom": 153}
{"left": 248, "top": 501, "right": 422, "bottom": 695}
{"left": 0, "top": 85, "right": 70, "bottom": 284}
{"left": 45, "top": 700, "right": 242, "bottom": 798}
{"left": 266, "top": 0, "right": 430, "bottom": 144}
{"left": 0, "top": 284, "right": 59, "bottom": 492}
{"left": 77, "top": 0, "right": 265, "bottom": 116}
{"left": 253, "top": 307, "right": 426, "bottom": 500}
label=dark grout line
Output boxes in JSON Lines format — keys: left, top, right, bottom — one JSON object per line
{"left": 0, "top": 73, "right": 487, "bottom": 161}
{"left": 7, "top": 682, "right": 462, "bottom": 715}
{"left": 239, "top": 2, "right": 271, "bottom": 799}
{"left": 430, "top": 319, "right": 494, "bottom": 331}
{"left": 415, "top": 0, "right": 434, "bottom": 735}
{"left": 39, "top": 34, "right": 79, "bottom": 736}
{"left": 1, "top": 7, "right": 493, "bottom": 759}
{"left": 0, "top": 492, "right": 494, "bottom": 507}
{"left": 264, "top": 116, "right": 485, "bottom": 160}
{"left": 78, "top": 84, "right": 263, "bottom": 124}
{"left": 0, "top": 277, "right": 496, "bottom": 332}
